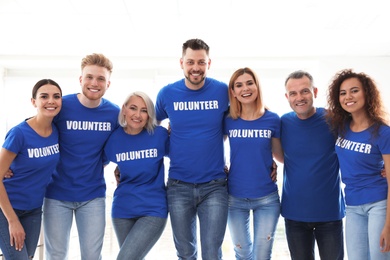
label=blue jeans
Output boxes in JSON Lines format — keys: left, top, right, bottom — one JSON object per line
{"left": 43, "top": 197, "right": 106, "bottom": 260}
{"left": 112, "top": 216, "right": 167, "bottom": 260}
{"left": 0, "top": 207, "right": 42, "bottom": 260}
{"left": 228, "top": 191, "right": 280, "bottom": 260}
{"left": 346, "top": 199, "right": 390, "bottom": 260}
{"left": 166, "top": 178, "right": 228, "bottom": 260}
{"left": 285, "top": 218, "right": 344, "bottom": 260}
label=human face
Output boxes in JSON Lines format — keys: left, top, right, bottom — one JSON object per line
{"left": 123, "top": 95, "right": 148, "bottom": 135}
{"left": 79, "top": 65, "right": 111, "bottom": 101}
{"left": 285, "top": 76, "right": 317, "bottom": 119}
{"left": 32, "top": 84, "right": 62, "bottom": 118}
{"left": 339, "top": 77, "right": 365, "bottom": 115}
{"left": 180, "top": 48, "right": 211, "bottom": 90}
{"left": 231, "top": 73, "right": 258, "bottom": 105}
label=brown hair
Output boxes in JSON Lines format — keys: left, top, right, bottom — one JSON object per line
{"left": 32, "top": 79, "right": 62, "bottom": 99}
{"left": 326, "top": 69, "right": 388, "bottom": 137}
{"left": 182, "top": 39, "right": 209, "bottom": 57}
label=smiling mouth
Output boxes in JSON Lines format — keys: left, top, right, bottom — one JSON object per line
{"left": 89, "top": 88, "right": 99, "bottom": 93}
{"left": 296, "top": 102, "right": 306, "bottom": 106}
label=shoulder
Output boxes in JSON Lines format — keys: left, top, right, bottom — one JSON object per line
{"left": 379, "top": 124, "right": 390, "bottom": 135}
{"left": 5, "top": 123, "right": 23, "bottom": 139}
{"left": 154, "top": 125, "right": 169, "bottom": 136}
{"left": 206, "top": 78, "right": 228, "bottom": 88}
{"left": 101, "top": 98, "right": 120, "bottom": 110}
{"left": 281, "top": 111, "right": 295, "bottom": 121}
{"left": 265, "top": 109, "right": 280, "bottom": 119}
{"left": 159, "top": 79, "right": 185, "bottom": 93}
{"left": 62, "top": 93, "right": 76, "bottom": 102}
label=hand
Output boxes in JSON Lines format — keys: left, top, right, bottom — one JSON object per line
{"left": 4, "top": 168, "right": 13, "bottom": 179}
{"left": 9, "top": 219, "right": 26, "bottom": 251}
{"left": 270, "top": 161, "right": 278, "bottom": 182}
{"left": 380, "top": 226, "right": 390, "bottom": 252}
{"left": 224, "top": 165, "right": 229, "bottom": 175}
{"left": 381, "top": 167, "right": 386, "bottom": 178}
{"left": 114, "top": 166, "right": 120, "bottom": 186}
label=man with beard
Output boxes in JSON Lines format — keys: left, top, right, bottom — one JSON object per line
{"left": 155, "top": 38, "right": 229, "bottom": 260}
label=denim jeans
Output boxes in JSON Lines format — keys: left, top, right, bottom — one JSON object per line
{"left": 112, "top": 216, "right": 167, "bottom": 260}
{"left": 166, "top": 178, "right": 228, "bottom": 260}
{"left": 346, "top": 199, "right": 390, "bottom": 260}
{"left": 43, "top": 197, "right": 106, "bottom": 260}
{"left": 285, "top": 218, "right": 344, "bottom": 260}
{"left": 228, "top": 191, "right": 280, "bottom": 260}
{"left": 0, "top": 207, "right": 42, "bottom": 260}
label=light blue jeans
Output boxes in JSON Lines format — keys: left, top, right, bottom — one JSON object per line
{"left": 112, "top": 216, "right": 167, "bottom": 260}
{"left": 43, "top": 197, "right": 106, "bottom": 260}
{"left": 0, "top": 207, "right": 42, "bottom": 260}
{"left": 346, "top": 199, "right": 390, "bottom": 260}
{"left": 167, "top": 177, "right": 228, "bottom": 260}
{"left": 228, "top": 191, "right": 280, "bottom": 260}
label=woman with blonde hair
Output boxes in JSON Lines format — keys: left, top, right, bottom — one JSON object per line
{"left": 224, "top": 67, "right": 283, "bottom": 259}
{"left": 104, "top": 91, "right": 169, "bottom": 260}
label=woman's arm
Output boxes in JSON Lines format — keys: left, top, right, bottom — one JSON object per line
{"left": 380, "top": 154, "right": 390, "bottom": 252}
{"left": 0, "top": 148, "right": 25, "bottom": 251}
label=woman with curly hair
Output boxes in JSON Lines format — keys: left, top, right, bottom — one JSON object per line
{"left": 326, "top": 69, "right": 390, "bottom": 259}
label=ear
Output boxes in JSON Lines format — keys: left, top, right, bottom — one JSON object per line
{"left": 31, "top": 97, "right": 37, "bottom": 107}
{"left": 230, "top": 87, "right": 236, "bottom": 97}
{"left": 284, "top": 93, "right": 288, "bottom": 100}
{"left": 207, "top": 58, "right": 211, "bottom": 70}
{"left": 313, "top": 87, "right": 318, "bottom": 98}
{"left": 106, "top": 80, "right": 111, "bottom": 89}
{"left": 79, "top": 75, "right": 82, "bottom": 85}
{"left": 180, "top": 58, "right": 184, "bottom": 69}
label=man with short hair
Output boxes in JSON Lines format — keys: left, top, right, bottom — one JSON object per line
{"left": 280, "top": 70, "right": 345, "bottom": 260}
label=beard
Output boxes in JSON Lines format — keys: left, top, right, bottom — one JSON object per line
{"left": 185, "top": 72, "right": 206, "bottom": 86}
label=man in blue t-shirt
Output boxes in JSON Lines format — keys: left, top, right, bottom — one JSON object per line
{"left": 43, "top": 53, "right": 120, "bottom": 260}
{"left": 155, "top": 39, "right": 229, "bottom": 260}
{"left": 280, "top": 70, "right": 345, "bottom": 260}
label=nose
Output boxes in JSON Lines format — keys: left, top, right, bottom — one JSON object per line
{"left": 343, "top": 90, "right": 352, "bottom": 100}
{"left": 48, "top": 96, "right": 55, "bottom": 103}
{"left": 91, "top": 78, "right": 98, "bottom": 86}
{"left": 134, "top": 109, "right": 141, "bottom": 117}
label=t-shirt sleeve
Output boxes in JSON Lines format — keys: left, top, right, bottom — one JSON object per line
{"left": 2, "top": 127, "right": 24, "bottom": 154}
{"left": 155, "top": 88, "right": 168, "bottom": 121}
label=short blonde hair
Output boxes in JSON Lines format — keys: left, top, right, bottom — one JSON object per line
{"left": 81, "top": 53, "right": 113, "bottom": 75}
{"left": 118, "top": 91, "right": 157, "bottom": 134}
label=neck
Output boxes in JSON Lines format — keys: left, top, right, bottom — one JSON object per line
{"left": 350, "top": 111, "right": 372, "bottom": 132}
{"left": 124, "top": 126, "right": 143, "bottom": 135}
{"left": 240, "top": 104, "right": 264, "bottom": 120}
{"left": 78, "top": 93, "right": 101, "bottom": 108}
{"left": 27, "top": 116, "right": 53, "bottom": 137}
{"left": 185, "top": 78, "right": 205, "bottom": 90}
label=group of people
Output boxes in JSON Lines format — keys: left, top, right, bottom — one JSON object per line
{"left": 0, "top": 38, "right": 389, "bottom": 260}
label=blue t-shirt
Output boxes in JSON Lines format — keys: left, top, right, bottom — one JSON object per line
{"left": 155, "top": 78, "right": 229, "bottom": 183}
{"left": 2, "top": 121, "right": 60, "bottom": 210}
{"left": 281, "top": 108, "right": 345, "bottom": 222}
{"left": 45, "top": 94, "right": 120, "bottom": 202}
{"left": 224, "top": 110, "right": 280, "bottom": 198}
{"left": 336, "top": 124, "right": 390, "bottom": 206}
{"left": 104, "top": 126, "right": 169, "bottom": 219}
